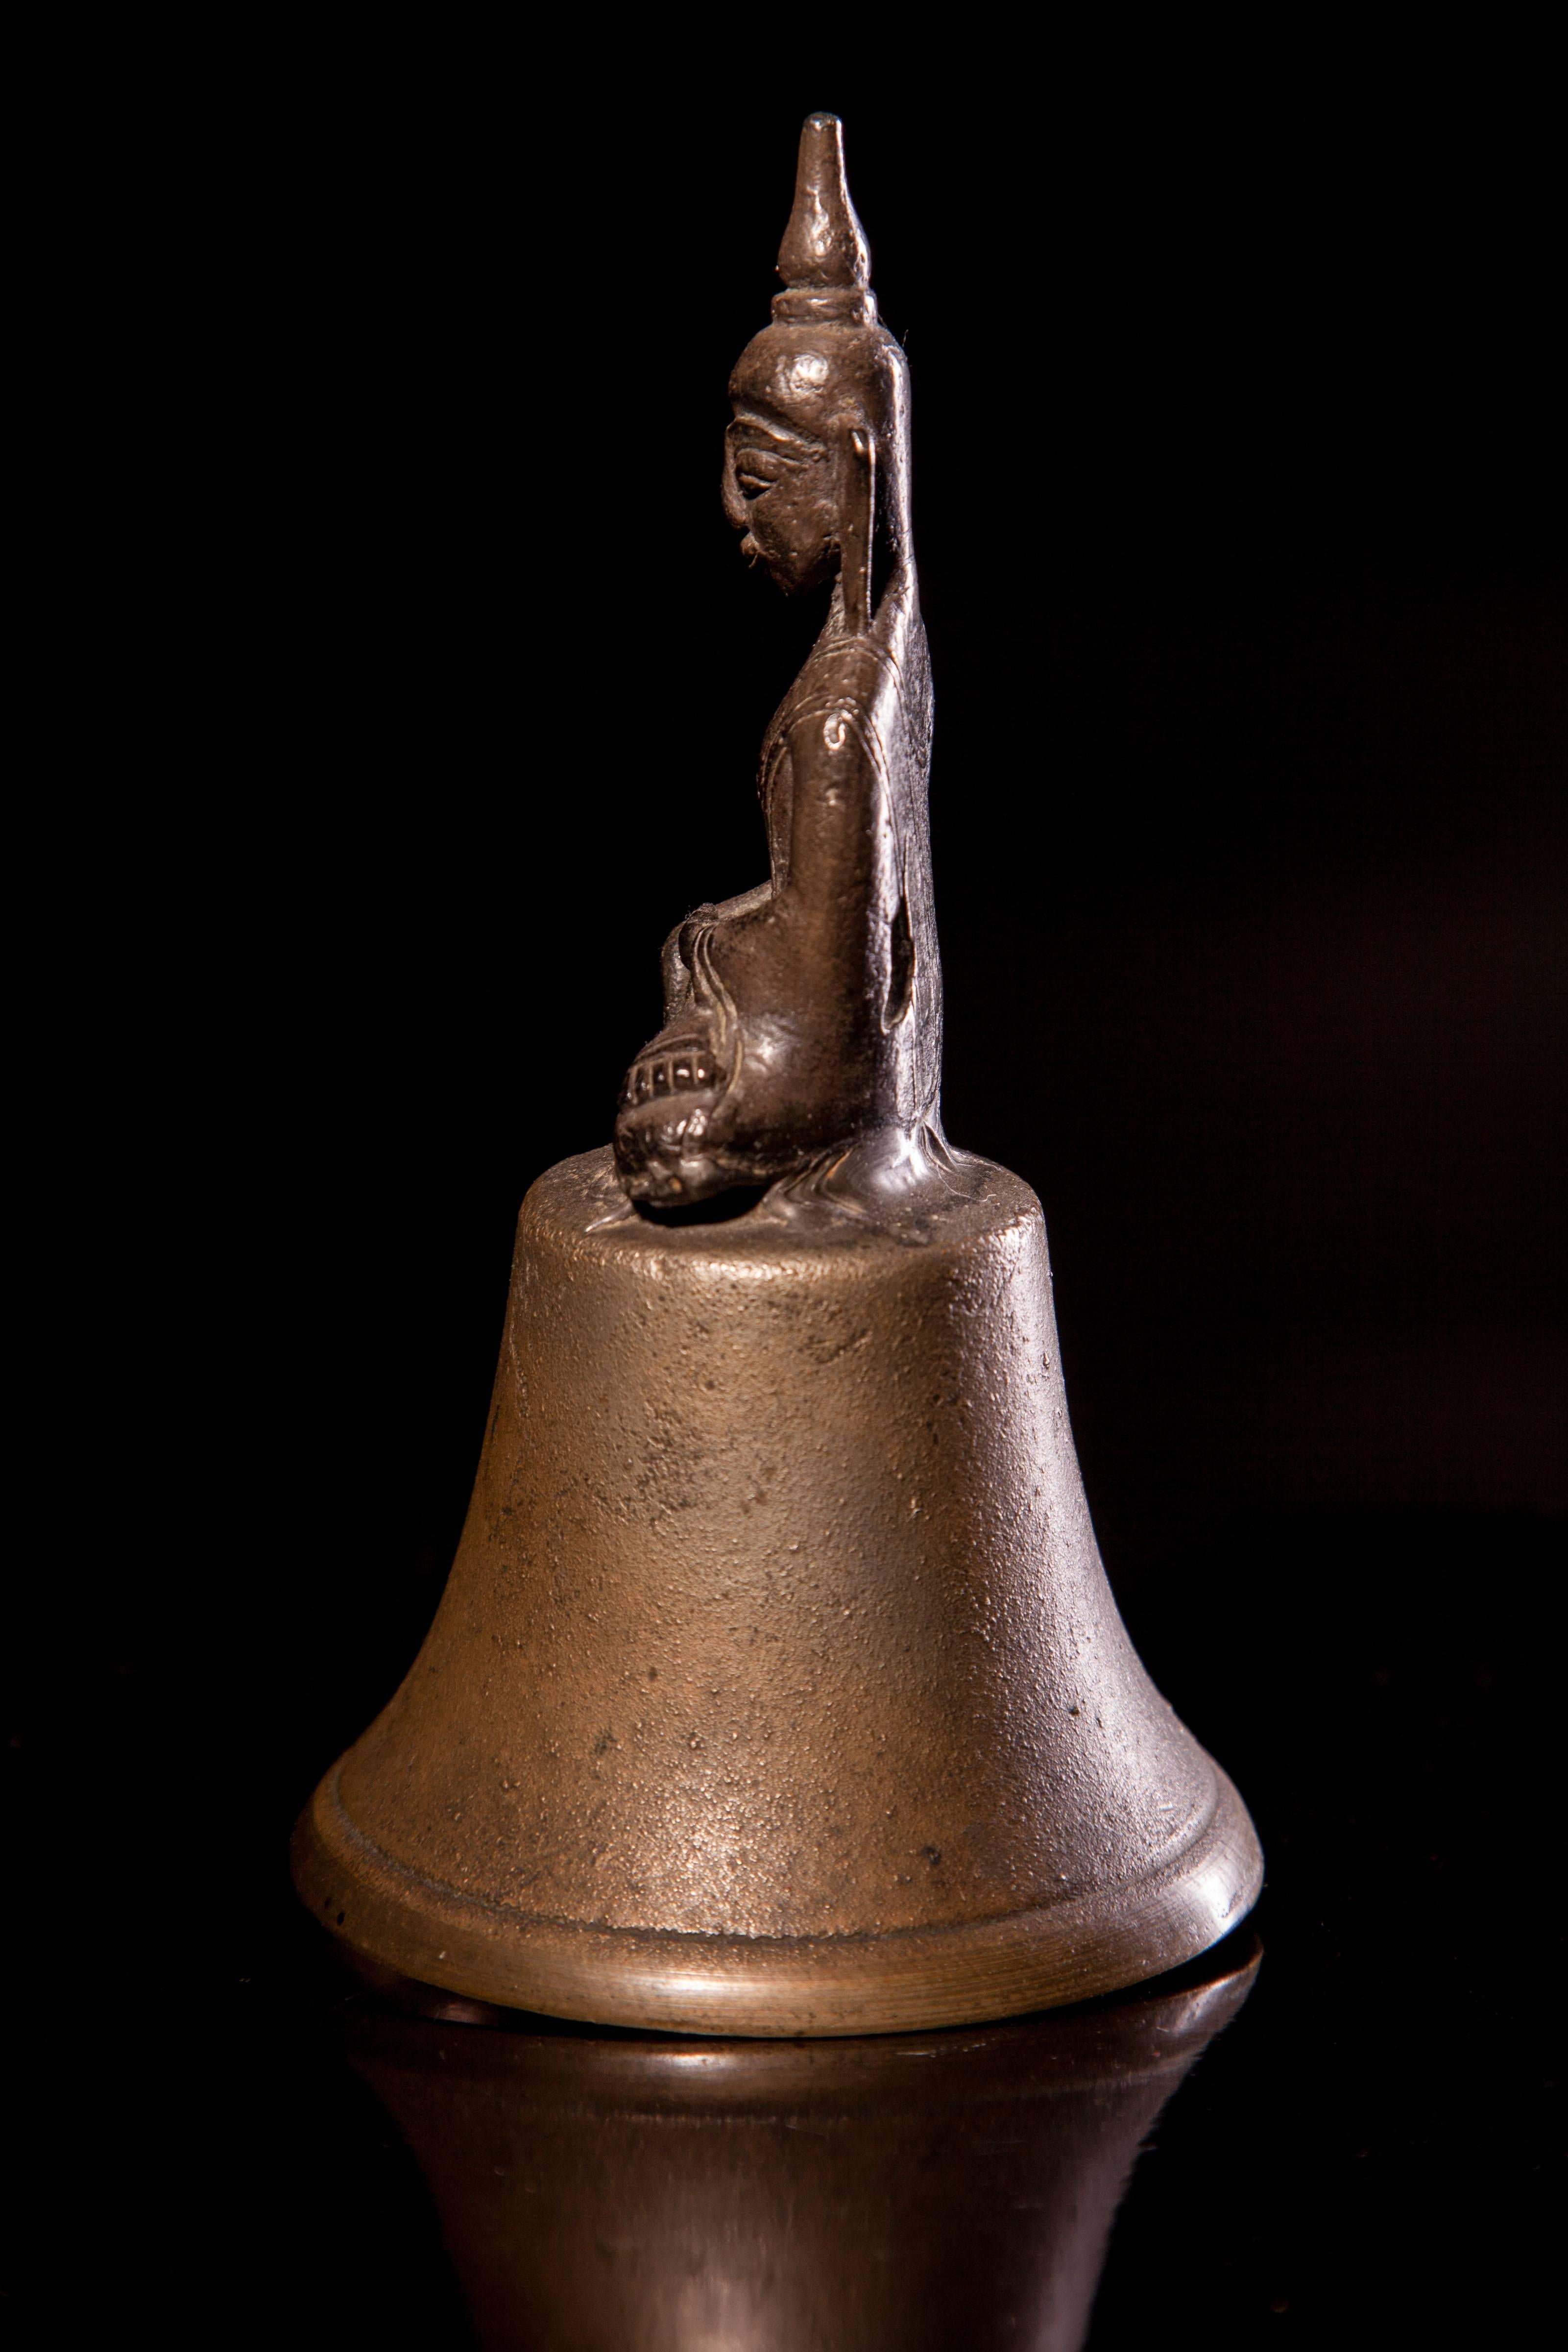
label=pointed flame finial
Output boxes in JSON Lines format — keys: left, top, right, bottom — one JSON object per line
{"left": 773, "top": 115, "right": 877, "bottom": 324}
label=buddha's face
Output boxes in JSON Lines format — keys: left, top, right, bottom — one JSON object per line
{"left": 723, "top": 406, "right": 840, "bottom": 592}
{"left": 724, "top": 328, "right": 873, "bottom": 595}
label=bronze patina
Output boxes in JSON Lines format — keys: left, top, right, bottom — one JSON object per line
{"left": 292, "top": 115, "right": 1263, "bottom": 2034}
{"left": 614, "top": 111, "right": 939, "bottom": 1211}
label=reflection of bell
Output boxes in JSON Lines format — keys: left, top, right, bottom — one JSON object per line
{"left": 347, "top": 1934, "right": 1258, "bottom": 2352}
{"left": 294, "top": 1153, "right": 1261, "bottom": 2032}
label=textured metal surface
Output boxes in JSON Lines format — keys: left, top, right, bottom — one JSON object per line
{"left": 613, "top": 112, "right": 942, "bottom": 1208}
{"left": 294, "top": 1149, "right": 1261, "bottom": 2032}
{"left": 292, "top": 113, "right": 1261, "bottom": 2031}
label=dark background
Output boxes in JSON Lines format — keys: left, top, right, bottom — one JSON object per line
{"left": 27, "top": 52, "right": 1564, "bottom": 2346}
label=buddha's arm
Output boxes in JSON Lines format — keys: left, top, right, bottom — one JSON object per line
{"left": 706, "top": 881, "right": 775, "bottom": 925}
{"left": 660, "top": 694, "right": 885, "bottom": 1032}
{"left": 773, "top": 701, "right": 885, "bottom": 990}
{"left": 659, "top": 882, "right": 774, "bottom": 1023}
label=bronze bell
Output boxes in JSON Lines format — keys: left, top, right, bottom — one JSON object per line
{"left": 293, "top": 114, "right": 1262, "bottom": 2034}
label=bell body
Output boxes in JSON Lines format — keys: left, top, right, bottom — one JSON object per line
{"left": 294, "top": 1147, "right": 1261, "bottom": 2034}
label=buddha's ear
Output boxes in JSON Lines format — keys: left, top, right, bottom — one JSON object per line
{"left": 720, "top": 422, "right": 749, "bottom": 533}
{"left": 843, "top": 426, "right": 876, "bottom": 635}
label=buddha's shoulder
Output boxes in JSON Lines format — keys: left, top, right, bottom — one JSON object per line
{"left": 785, "top": 625, "right": 916, "bottom": 721}
{"left": 760, "top": 607, "right": 927, "bottom": 776}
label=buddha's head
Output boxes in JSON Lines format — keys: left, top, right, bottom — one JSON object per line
{"left": 723, "top": 116, "right": 912, "bottom": 609}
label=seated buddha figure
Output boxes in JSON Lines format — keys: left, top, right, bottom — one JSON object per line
{"left": 614, "top": 116, "right": 945, "bottom": 1208}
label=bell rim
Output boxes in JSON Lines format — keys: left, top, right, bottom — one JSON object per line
{"left": 292, "top": 1759, "right": 1263, "bottom": 2038}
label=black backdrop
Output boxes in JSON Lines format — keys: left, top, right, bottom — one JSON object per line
{"left": 42, "top": 55, "right": 1565, "bottom": 2347}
